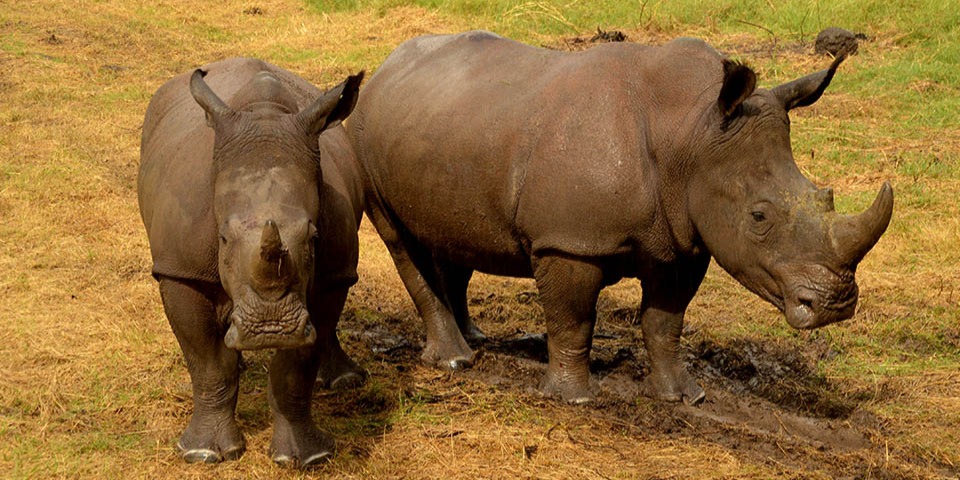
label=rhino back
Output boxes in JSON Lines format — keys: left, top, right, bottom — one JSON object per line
{"left": 352, "top": 33, "right": 722, "bottom": 270}
{"left": 138, "top": 57, "right": 359, "bottom": 283}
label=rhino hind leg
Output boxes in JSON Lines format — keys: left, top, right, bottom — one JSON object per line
{"left": 366, "top": 203, "right": 475, "bottom": 370}
{"left": 533, "top": 254, "right": 604, "bottom": 404}
{"left": 313, "top": 287, "right": 367, "bottom": 390}
{"left": 638, "top": 258, "right": 709, "bottom": 406}
{"left": 159, "top": 277, "right": 245, "bottom": 463}
{"left": 436, "top": 261, "right": 486, "bottom": 342}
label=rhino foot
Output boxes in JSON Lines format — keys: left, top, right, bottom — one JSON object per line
{"left": 459, "top": 321, "right": 487, "bottom": 343}
{"left": 176, "top": 437, "right": 244, "bottom": 464}
{"left": 270, "top": 419, "right": 334, "bottom": 469}
{"left": 317, "top": 356, "right": 367, "bottom": 391}
{"left": 273, "top": 450, "right": 333, "bottom": 469}
{"left": 327, "top": 370, "right": 367, "bottom": 390}
{"left": 175, "top": 414, "right": 245, "bottom": 464}
{"left": 644, "top": 372, "right": 705, "bottom": 406}
{"left": 421, "top": 341, "right": 475, "bottom": 371}
{"left": 540, "top": 369, "right": 599, "bottom": 404}
{"left": 314, "top": 326, "right": 367, "bottom": 390}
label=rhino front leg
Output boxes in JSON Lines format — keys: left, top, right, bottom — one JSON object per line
{"left": 158, "top": 277, "right": 244, "bottom": 463}
{"left": 639, "top": 257, "right": 709, "bottom": 405}
{"left": 268, "top": 289, "right": 344, "bottom": 467}
{"left": 314, "top": 287, "right": 366, "bottom": 390}
{"left": 268, "top": 344, "right": 333, "bottom": 468}
{"left": 366, "top": 202, "right": 474, "bottom": 370}
{"left": 533, "top": 254, "right": 604, "bottom": 404}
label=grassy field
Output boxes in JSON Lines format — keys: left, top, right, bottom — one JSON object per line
{"left": 1, "top": 0, "right": 958, "bottom": 478}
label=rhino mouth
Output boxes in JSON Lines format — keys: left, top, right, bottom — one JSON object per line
{"left": 224, "top": 294, "right": 315, "bottom": 350}
{"left": 783, "top": 282, "right": 858, "bottom": 330}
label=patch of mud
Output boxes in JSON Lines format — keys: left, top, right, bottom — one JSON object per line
{"left": 689, "top": 337, "right": 859, "bottom": 419}
{"left": 551, "top": 27, "right": 628, "bottom": 51}
{"left": 357, "top": 321, "right": 873, "bottom": 446}
{"left": 678, "top": 388, "right": 869, "bottom": 451}
{"left": 344, "top": 318, "right": 911, "bottom": 476}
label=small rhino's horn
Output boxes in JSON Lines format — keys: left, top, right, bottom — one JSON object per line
{"left": 260, "top": 220, "right": 284, "bottom": 264}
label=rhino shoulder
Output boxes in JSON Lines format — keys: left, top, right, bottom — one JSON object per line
{"left": 314, "top": 127, "right": 362, "bottom": 290}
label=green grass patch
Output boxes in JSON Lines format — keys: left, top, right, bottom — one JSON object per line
{"left": 268, "top": 45, "right": 322, "bottom": 64}
{"left": 0, "top": 37, "right": 27, "bottom": 56}
{"left": 308, "top": 0, "right": 960, "bottom": 46}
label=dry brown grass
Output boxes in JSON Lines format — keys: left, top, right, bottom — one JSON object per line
{"left": 1, "top": 0, "right": 958, "bottom": 478}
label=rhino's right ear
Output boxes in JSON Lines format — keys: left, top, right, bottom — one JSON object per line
{"left": 717, "top": 59, "right": 757, "bottom": 118}
{"left": 189, "top": 69, "right": 234, "bottom": 128}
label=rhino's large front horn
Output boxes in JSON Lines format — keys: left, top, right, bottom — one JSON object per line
{"left": 831, "top": 182, "right": 894, "bottom": 267}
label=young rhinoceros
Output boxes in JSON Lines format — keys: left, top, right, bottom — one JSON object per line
{"left": 138, "top": 58, "right": 364, "bottom": 467}
{"left": 349, "top": 32, "right": 893, "bottom": 405}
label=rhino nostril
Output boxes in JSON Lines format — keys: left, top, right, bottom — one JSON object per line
{"left": 794, "top": 289, "right": 817, "bottom": 311}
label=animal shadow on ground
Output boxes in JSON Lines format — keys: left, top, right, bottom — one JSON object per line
{"left": 469, "top": 299, "right": 904, "bottom": 477}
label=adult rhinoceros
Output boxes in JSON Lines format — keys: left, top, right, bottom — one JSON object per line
{"left": 138, "top": 58, "right": 364, "bottom": 466}
{"left": 349, "top": 32, "right": 893, "bottom": 405}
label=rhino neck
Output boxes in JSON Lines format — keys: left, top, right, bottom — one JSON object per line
{"left": 644, "top": 125, "right": 712, "bottom": 259}
{"left": 633, "top": 52, "right": 730, "bottom": 259}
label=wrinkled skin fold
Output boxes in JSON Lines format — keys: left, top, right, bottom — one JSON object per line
{"left": 349, "top": 32, "right": 893, "bottom": 405}
{"left": 138, "top": 58, "right": 365, "bottom": 467}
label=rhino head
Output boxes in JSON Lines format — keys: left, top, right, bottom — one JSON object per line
{"left": 189, "top": 68, "right": 362, "bottom": 350}
{"left": 687, "top": 51, "right": 893, "bottom": 329}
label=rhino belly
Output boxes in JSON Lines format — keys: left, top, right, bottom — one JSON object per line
{"left": 375, "top": 180, "right": 530, "bottom": 277}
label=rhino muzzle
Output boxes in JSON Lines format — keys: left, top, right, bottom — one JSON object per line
{"left": 783, "top": 183, "right": 892, "bottom": 329}
{"left": 224, "top": 298, "right": 315, "bottom": 350}
{"left": 784, "top": 285, "right": 858, "bottom": 329}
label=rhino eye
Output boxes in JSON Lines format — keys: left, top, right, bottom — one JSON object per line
{"left": 751, "top": 211, "right": 766, "bottom": 222}
{"left": 219, "top": 234, "right": 228, "bottom": 245}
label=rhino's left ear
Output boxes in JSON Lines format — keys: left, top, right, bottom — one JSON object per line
{"left": 717, "top": 59, "right": 757, "bottom": 118}
{"left": 772, "top": 48, "right": 849, "bottom": 111}
{"left": 296, "top": 71, "right": 365, "bottom": 136}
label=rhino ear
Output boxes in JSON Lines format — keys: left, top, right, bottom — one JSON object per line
{"left": 189, "top": 69, "right": 234, "bottom": 128}
{"left": 717, "top": 59, "right": 757, "bottom": 118}
{"left": 296, "top": 71, "right": 365, "bottom": 136}
{"left": 772, "top": 48, "right": 849, "bottom": 111}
